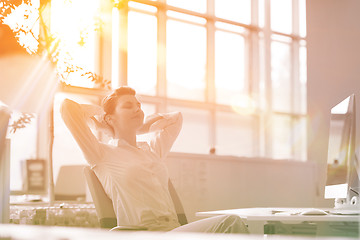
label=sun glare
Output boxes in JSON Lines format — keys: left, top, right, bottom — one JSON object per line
{"left": 0, "top": 54, "right": 58, "bottom": 114}
{"left": 50, "top": 0, "right": 100, "bottom": 87}
{"left": 230, "top": 94, "right": 257, "bottom": 116}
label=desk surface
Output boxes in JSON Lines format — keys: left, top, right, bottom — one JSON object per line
{"left": 197, "top": 207, "right": 360, "bottom": 222}
{"left": 1, "top": 224, "right": 359, "bottom": 240}
{"left": 0, "top": 224, "right": 357, "bottom": 240}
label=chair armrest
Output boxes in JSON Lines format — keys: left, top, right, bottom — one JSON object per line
{"left": 110, "top": 226, "right": 148, "bottom": 231}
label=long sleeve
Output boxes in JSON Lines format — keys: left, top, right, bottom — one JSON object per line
{"left": 60, "top": 99, "right": 103, "bottom": 166}
{"left": 149, "top": 112, "right": 183, "bottom": 159}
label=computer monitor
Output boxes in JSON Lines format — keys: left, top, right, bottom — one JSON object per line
{"left": 325, "top": 94, "right": 360, "bottom": 208}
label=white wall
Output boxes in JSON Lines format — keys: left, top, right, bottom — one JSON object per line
{"left": 167, "top": 153, "right": 316, "bottom": 222}
{"left": 307, "top": 0, "right": 360, "bottom": 206}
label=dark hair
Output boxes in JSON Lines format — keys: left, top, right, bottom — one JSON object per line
{"left": 0, "top": 23, "right": 28, "bottom": 56}
{"left": 102, "top": 86, "right": 136, "bottom": 115}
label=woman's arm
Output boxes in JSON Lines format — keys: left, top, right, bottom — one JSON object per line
{"left": 79, "top": 103, "right": 103, "bottom": 118}
{"left": 60, "top": 99, "right": 104, "bottom": 166}
{"left": 136, "top": 114, "right": 164, "bottom": 135}
{"left": 79, "top": 103, "right": 114, "bottom": 137}
{"left": 147, "top": 112, "right": 183, "bottom": 159}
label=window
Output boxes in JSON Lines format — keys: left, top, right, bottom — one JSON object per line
{"left": 215, "top": 0, "right": 251, "bottom": 24}
{"left": 4, "top": 0, "right": 307, "bottom": 195}
{"left": 50, "top": 0, "right": 100, "bottom": 88}
{"left": 216, "top": 112, "right": 256, "bottom": 156}
{"left": 2, "top": 0, "right": 102, "bottom": 193}
{"left": 128, "top": 9, "right": 157, "bottom": 95}
{"left": 168, "top": 106, "right": 210, "bottom": 154}
{"left": 271, "top": 36, "right": 292, "bottom": 113}
{"left": 45, "top": 0, "right": 308, "bottom": 195}
{"left": 166, "top": 13, "right": 207, "bottom": 101}
{"left": 113, "top": 0, "right": 307, "bottom": 160}
{"left": 7, "top": 112, "right": 38, "bottom": 191}
{"left": 52, "top": 0, "right": 307, "bottom": 160}
{"left": 1, "top": 0, "right": 41, "bottom": 193}
{"left": 215, "top": 26, "right": 247, "bottom": 106}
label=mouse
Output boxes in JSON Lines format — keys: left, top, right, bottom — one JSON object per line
{"left": 299, "top": 209, "right": 328, "bottom": 216}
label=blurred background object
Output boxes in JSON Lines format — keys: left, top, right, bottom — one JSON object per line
{"left": 54, "top": 165, "right": 87, "bottom": 201}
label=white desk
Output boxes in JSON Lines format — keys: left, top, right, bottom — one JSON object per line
{"left": 197, "top": 208, "right": 360, "bottom": 236}
{"left": 2, "top": 223, "right": 351, "bottom": 240}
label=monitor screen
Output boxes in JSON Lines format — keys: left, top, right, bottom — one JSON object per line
{"left": 325, "top": 94, "right": 357, "bottom": 199}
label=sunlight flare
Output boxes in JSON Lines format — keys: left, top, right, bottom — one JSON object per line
{"left": 0, "top": 54, "right": 57, "bottom": 114}
{"left": 231, "top": 94, "right": 257, "bottom": 115}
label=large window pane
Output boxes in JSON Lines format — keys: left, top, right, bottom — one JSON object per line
{"left": 168, "top": 106, "right": 210, "bottom": 154}
{"left": 272, "top": 115, "right": 306, "bottom": 161}
{"left": 271, "top": 0, "right": 292, "bottom": 34}
{"left": 128, "top": 11, "right": 157, "bottom": 96}
{"left": 299, "top": 44, "right": 307, "bottom": 114}
{"left": 8, "top": 112, "right": 37, "bottom": 191}
{"left": 216, "top": 112, "right": 256, "bottom": 157}
{"left": 51, "top": 0, "right": 99, "bottom": 88}
{"left": 258, "top": 0, "right": 265, "bottom": 28}
{"left": 166, "top": 0, "right": 207, "bottom": 13}
{"left": 166, "top": 20, "right": 206, "bottom": 101}
{"left": 215, "top": 0, "right": 251, "bottom": 25}
{"left": 293, "top": 117, "right": 307, "bottom": 161}
{"left": 272, "top": 114, "right": 292, "bottom": 159}
{"left": 258, "top": 32, "right": 267, "bottom": 112}
{"left": 271, "top": 40, "right": 291, "bottom": 112}
{"left": 215, "top": 30, "right": 246, "bottom": 105}
{"left": 299, "top": 0, "right": 307, "bottom": 37}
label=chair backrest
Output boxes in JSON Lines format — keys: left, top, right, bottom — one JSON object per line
{"left": 168, "top": 180, "right": 188, "bottom": 225}
{"left": 83, "top": 166, "right": 188, "bottom": 229}
{"left": 83, "top": 166, "right": 117, "bottom": 228}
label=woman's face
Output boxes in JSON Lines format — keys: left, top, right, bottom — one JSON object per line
{"left": 109, "top": 94, "right": 144, "bottom": 131}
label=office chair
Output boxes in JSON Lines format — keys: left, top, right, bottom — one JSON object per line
{"left": 83, "top": 166, "right": 188, "bottom": 230}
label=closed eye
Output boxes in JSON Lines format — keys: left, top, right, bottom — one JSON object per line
{"left": 122, "top": 102, "right": 133, "bottom": 109}
{"left": 121, "top": 101, "right": 141, "bottom": 109}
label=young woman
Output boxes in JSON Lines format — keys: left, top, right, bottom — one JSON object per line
{"left": 61, "top": 86, "right": 248, "bottom": 233}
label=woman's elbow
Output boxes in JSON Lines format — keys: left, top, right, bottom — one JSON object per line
{"left": 60, "top": 99, "right": 79, "bottom": 116}
{"left": 172, "top": 112, "right": 183, "bottom": 137}
{"left": 175, "top": 112, "right": 183, "bottom": 126}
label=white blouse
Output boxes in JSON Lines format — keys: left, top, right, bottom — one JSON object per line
{"left": 61, "top": 99, "right": 183, "bottom": 231}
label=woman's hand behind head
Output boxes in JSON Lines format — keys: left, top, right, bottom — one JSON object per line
{"left": 90, "top": 116, "right": 114, "bottom": 138}
{"left": 136, "top": 114, "right": 164, "bottom": 135}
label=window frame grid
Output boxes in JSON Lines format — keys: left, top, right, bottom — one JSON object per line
{"left": 71, "top": 0, "right": 307, "bottom": 160}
